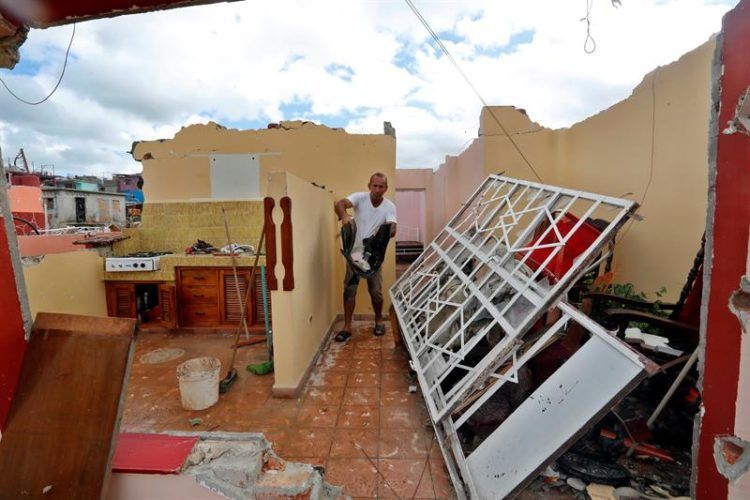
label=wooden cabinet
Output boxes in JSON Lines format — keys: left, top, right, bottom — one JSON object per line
{"left": 105, "top": 282, "right": 177, "bottom": 329}
{"left": 106, "top": 283, "right": 136, "bottom": 318}
{"left": 177, "top": 267, "right": 270, "bottom": 329}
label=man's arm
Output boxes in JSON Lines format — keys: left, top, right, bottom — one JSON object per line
{"left": 389, "top": 222, "right": 397, "bottom": 238}
{"left": 334, "top": 198, "right": 354, "bottom": 224}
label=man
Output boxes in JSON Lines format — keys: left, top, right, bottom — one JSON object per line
{"left": 333, "top": 173, "right": 397, "bottom": 341}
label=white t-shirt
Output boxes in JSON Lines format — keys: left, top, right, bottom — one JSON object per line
{"left": 347, "top": 192, "right": 397, "bottom": 253}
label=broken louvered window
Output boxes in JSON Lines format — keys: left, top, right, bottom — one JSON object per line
{"left": 389, "top": 175, "right": 657, "bottom": 499}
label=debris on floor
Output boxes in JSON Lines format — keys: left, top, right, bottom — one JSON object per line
{"left": 389, "top": 175, "right": 701, "bottom": 498}
{"left": 181, "top": 432, "right": 343, "bottom": 500}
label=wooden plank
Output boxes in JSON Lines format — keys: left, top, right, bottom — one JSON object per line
{"left": 280, "top": 196, "right": 294, "bottom": 291}
{"left": 264, "top": 197, "right": 278, "bottom": 291}
{"left": 0, "top": 312, "right": 136, "bottom": 499}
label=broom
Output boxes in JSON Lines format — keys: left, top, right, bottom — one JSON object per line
{"left": 218, "top": 209, "right": 267, "bottom": 394}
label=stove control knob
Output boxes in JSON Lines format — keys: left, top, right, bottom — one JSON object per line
{"left": 140, "top": 263, "right": 146, "bottom": 268}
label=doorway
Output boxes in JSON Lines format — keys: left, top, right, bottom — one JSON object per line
{"left": 74, "top": 197, "right": 86, "bottom": 223}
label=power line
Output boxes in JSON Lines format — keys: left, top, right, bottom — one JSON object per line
{"left": 0, "top": 23, "right": 76, "bottom": 106}
{"left": 581, "top": 0, "right": 597, "bottom": 54}
{"left": 616, "top": 68, "right": 658, "bottom": 247}
{"left": 403, "top": 0, "right": 544, "bottom": 183}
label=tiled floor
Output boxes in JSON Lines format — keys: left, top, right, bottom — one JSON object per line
{"left": 121, "top": 321, "right": 455, "bottom": 499}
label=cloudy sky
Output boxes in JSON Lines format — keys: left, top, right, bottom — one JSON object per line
{"left": 0, "top": 0, "right": 739, "bottom": 176}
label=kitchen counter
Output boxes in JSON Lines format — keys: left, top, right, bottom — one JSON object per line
{"left": 103, "top": 253, "right": 267, "bottom": 282}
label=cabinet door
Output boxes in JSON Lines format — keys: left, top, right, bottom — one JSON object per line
{"left": 158, "top": 284, "right": 177, "bottom": 329}
{"left": 221, "top": 269, "right": 252, "bottom": 325}
{"left": 106, "top": 283, "right": 136, "bottom": 318}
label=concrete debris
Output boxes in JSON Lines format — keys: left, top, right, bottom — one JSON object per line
{"left": 713, "top": 435, "right": 750, "bottom": 483}
{"left": 566, "top": 477, "right": 586, "bottom": 491}
{"left": 624, "top": 328, "right": 683, "bottom": 357}
{"left": 180, "top": 433, "right": 343, "bottom": 499}
{"left": 587, "top": 483, "right": 616, "bottom": 500}
{"left": 729, "top": 277, "right": 750, "bottom": 335}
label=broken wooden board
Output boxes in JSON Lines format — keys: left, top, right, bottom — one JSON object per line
{"left": 0, "top": 313, "right": 136, "bottom": 499}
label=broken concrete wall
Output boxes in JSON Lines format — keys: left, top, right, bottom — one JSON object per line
{"left": 400, "top": 40, "right": 716, "bottom": 301}
{"left": 559, "top": 40, "right": 714, "bottom": 302}
{"left": 132, "top": 121, "right": 396, "bottom": 316}
{"left": 22, "top": 251, "right": 108, "bottom": 320}
{"left": 266, "top": 171, "right": 339, "bottom": 395}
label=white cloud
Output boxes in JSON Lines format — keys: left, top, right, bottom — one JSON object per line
{"left": 0, "top": 0, "right": 739, "bottom": 176}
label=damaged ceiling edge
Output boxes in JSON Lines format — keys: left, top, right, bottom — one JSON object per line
{"left": 0, "top": 1, "right": 238, "bottom": 69}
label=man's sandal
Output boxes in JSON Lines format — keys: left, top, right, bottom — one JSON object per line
{"left": 373, "top": 324, "right": 386, "bottom": 336}
{"left": 335, "top": 330, "right": 352, "bottom": 342}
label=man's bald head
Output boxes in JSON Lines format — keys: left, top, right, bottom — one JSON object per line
{"left": 369, "top": 172, "right": 388, "bottom": 187}
{"left": 368, "top": 172, "right": 388, "bottom": 202}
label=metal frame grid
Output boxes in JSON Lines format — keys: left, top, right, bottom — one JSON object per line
{"left": 389, "top": 175, "right": 642, "bottom": 498}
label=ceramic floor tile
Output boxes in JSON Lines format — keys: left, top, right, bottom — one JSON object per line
{"left": 381, "top": 358, "right": 410, "bottom": 373}
{"left": 380, "top": 388, "right": 417, "bottom": 406}
{"left": 350, "top": 359, "right": 381, "bottom": 373}
{"left": 305, "top": 385, "right": 346, "bottom": 405}
{"left": 338, "top": 405, "right": 379, "bottom": 429}
{"left": 318, "top": 354, "right": 353, "bottom": 372}
{"left": 343, "top": 386, "right": 380, "bottom": 406}
{"left": 377, "top": 459, "right": 434, "bottom": 499}
{"left": 308, "top": 371, "right": 348, "bottom": 387}
{"left": 330, "top": 428, "right": 379, "bottom": 458}
{"left": 121, "top": 323, "right": 453, "bottom": 497}
{"left": 381, "top": 372, "right": 413, "bottom": 391}
{"left": 348, "top": 372, "right": 381, "bottom": 387}
{"left": 296, "top": 403, "right": 339, "bottom": 428}
{"left": 352, "top": 348, "right": 382, "bottom": 360}
{"left": 282, "top": 428, "right": 335, "bottom": 458}
{"left": 378, "top": 428, "right": 433, "bottom": 459}
{"left": 325, "top": 458, "right": 379, "bottom": 498}
{"left": 380, "top": 405, "right": 429, "bottom": 429}
{"left": 382, "top": 348, "right": 409, "bottom": 360}
{"left": 428, "top": 458, "right": 455, "bottom": 499}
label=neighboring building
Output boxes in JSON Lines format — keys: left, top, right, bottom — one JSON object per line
{"left": 42, "top": 187, "right": 126, "bottom": 228}
{"left": 5, "top": 172, "right": 45, "bottom": 234}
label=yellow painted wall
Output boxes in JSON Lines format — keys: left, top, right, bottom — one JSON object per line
{"left": 267, "top": 171, "right": 338, "bottom": 391}
{"left": 398, "top": 39, "right": 715, "bottom": 301}
{"left": 23, "top": 251, "right": 108, "bottom": 320}
{"left": 131, "top": 121, "right": 396, "bottom": 314}
{"left": 114, "top": 200, "right": 265, "bottom": 257}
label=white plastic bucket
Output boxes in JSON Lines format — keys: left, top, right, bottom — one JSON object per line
{"left": 176, "top": 357, "right": 221, "bottom": 410}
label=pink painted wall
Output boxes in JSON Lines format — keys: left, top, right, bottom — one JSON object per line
{"left": 395, "top": 190, "right": 425, "bottom": 242}
{"left": 17, "top": 234, "right": 86, "bottom": 257}
{"left": 8, "top": 185, "right": 43, "bottom": 214}
{"left": 395, "top": 139, "right": 484, "bottom": 244}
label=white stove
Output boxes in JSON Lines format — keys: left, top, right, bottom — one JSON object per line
{"left": 105, "top": 252, "right": 171, "bottom": 272}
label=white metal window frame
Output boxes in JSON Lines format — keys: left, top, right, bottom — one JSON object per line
{"left": 389, "top": 175, "right": 654, "bottom": 498}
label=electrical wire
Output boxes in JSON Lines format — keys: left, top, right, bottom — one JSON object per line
{"left": 0, "top": 23, "right": 76, "bottom": 106}
{"left": 581, "top": 0, "right": 597, "bottom": 54}
{"left": 403, "top": 0, "right": 544, "bottom": 183}
{"left": 616, "top": 68, "right": 658, "bottom": 246}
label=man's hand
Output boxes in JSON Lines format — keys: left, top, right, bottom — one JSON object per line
{"left": 334, "top": 198, "right": 354, "bottom": 225}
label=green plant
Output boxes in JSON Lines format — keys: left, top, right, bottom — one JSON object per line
{"left": 588, "top": 282, "right": 670, "bottom": 334}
